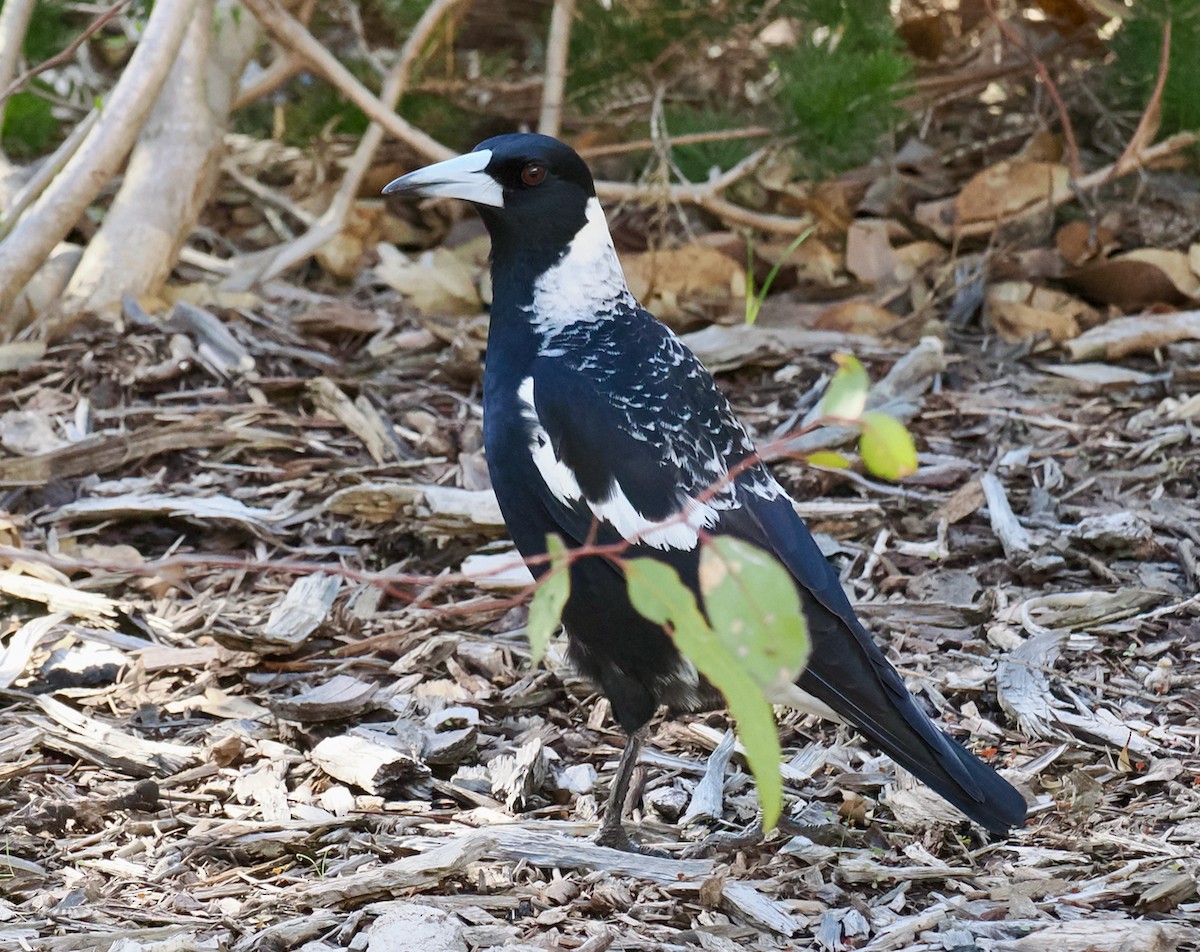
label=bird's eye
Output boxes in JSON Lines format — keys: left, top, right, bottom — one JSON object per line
{"left": 520, "top": 162, "right": 547, "bottom": 186}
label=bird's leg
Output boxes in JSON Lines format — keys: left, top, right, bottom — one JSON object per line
{"left": 594, "top": 729, "right": 664, "bottom": 855}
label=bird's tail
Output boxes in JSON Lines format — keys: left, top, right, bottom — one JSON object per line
{"left": 797, "top": 595, "right": 1027, "bottom": 833}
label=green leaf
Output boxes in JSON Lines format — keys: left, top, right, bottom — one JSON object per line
{"left": 526, "top": 535, "right": 570, "bottom": 665}
{"left": 625, "top": 553, "right": 801, "bottom": 829}
{"left": 699, "top": 537, "right": 810, "bottom": 695}
{"left": 805, "top": 450, "right": 851, "bottom": 469}
{"left": 859, "top": 411, "right": 918, "bottom": 480}
{"left": 820, "top": 353, "right": 869, "bottom": 421}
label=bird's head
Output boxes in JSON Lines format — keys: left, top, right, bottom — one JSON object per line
{"left": 383, "top": 133, "right": 597, "bottom": 255}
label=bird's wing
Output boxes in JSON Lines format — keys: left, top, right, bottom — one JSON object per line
{"left": 523, "top": 337, "right": 753, "bottom": 553}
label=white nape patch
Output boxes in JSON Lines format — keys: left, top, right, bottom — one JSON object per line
{"left": 517, "top": 374, "right": 716, "bottom": 551}
{"left": 382, "top": 149, "right": 503, "bottom": 208}
{"left": 530, "top": 198, "right": 635, "bottom": 334}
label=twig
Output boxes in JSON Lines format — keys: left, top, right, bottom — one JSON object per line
{"left": 239, "top": 0, "right": 454, "bottom": 165}
{"left": 986, "top": 0, "right": 1081, "bottom": 179}
{"left": 0, "top": 0, "right": 36, "bottom": 119}
{"left": 537, "top": 0, "right": 576, "bottom": 138}
{"left": 579, "top": 127, "right": 773, "bottom": 159}
{"left": 1105, "top": 19, "right": 1171, "bottom": 185}
{"left": 225, "top": 0, "right": 468, "bottom": 289}
{"left": 231, "top": 49, "right": 305, "bottom": 111}
{"left": 0, "top": 0, "right": 199, "bottom": 330}
{"left": 0, "top": 0, "right": 132, "bottom": 106}
{"left": 931, "top": 130, "right": 1199, "bottom": 240}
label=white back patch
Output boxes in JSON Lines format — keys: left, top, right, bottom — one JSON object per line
{"left": 530, "top": 198, "right": 635, "bottom": 335}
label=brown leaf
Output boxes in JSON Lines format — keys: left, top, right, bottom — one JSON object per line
{"left": 985, "top": 281, "right": 1097, "bottom": 343}
{"left": 1055, "top": 220, "right": 1118, "bottom": 267}
{"left": 845, "top": 221, "right": 901, "bottom": 283}
{"left": 955, "top": 161, "right": 1071, "bottom": 227}
{"left": 812, "top": 300, "right": 900, "bottom": 336}
{"left": 1067, "top": 248, "right": 1200, "bottom": 311}
{"left": 621, "top": 244, "right": 745, "bottom": 328}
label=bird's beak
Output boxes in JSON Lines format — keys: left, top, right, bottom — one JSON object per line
{"left": 381, "top": 148, "right": 504, "bottom": 208}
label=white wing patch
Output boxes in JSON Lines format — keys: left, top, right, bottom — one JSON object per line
{"left": 517, "top": 375, "right": 718, "bottom": 551}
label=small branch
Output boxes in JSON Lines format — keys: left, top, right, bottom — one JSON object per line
{"left": 231, "top": 49, "right": 305, "bottom": 111}
{"left": 224, "top": 0, "right": 469, "bottom": 290}
{"left": 1106, "top": 19, "right": 1172, "bottom": 184}
{"left": 929, "top": 130, "right": 1199, "bottom": 240}
{"left": 0, "top": 0, "right": 131, "bottom": 106}
{"left": 0, "top": 0, "right": 199, "bottom": 330}
{"left": 0, "top": 0, "right": 37, "bottom": 123}
{"left": 987, "top": 0, "right": 1082, "bottom": 179}
{"left": 240, "top": 0, "right": 454, "bottom": 164}
{"left": 579, "top": 127, "right": 772, "bottom": 159}
{"left": 537, "top": 0, "right": 576, "bottom": 138}
{"left": 0, "top": 109, "right": 98, "bottom": 242}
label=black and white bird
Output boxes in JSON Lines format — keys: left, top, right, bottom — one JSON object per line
{"left": 384, "top": 134, "right": 1027, "bottom": 851}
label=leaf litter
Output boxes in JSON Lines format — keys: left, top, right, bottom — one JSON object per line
{"left": 4, "top": 17, "right": 1200, "bottom": 952}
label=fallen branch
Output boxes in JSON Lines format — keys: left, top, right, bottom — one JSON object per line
{"left": 239, "top": 0, "right": 455, "bottom": 164}
{"left": 0, "top": 0, "right": 198, "bottom": 329}
{"left": 224, "top": 0, "right": 468, "bottom": 289}
{"left": 1063, "top": 308, "right": 1200, "bottom": 362}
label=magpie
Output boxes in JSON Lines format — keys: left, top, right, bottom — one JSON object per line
{"left": 383, "top": 134, "right": 1027, "bottom": 851}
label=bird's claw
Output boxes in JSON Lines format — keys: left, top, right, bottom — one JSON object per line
{"left": 594, "top": 825, "right": 670, "bottom": 858}
{"left": 680, "top": 818, "right": 766, "bottom": 859}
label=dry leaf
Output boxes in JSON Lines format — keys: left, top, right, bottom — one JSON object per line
{"left": 376, "top": 244, "right": 482, "bottom": 315}
{"left": 845, "top": 221, "right": 900, "bottom": 283}
{"left": 955, "top": 161, "right": 1071, "bottom": 227}
{"left": 985, "top": 281, "right": 1097, "bottom": 343}
{"left": 1068, "top": 249, "right": 1200, "bottom": 311}
{"left": 1055, "top": 220, "right": 1118, "bottom": 267}
{"left": 812, "top": 300, "right": 900, "bottom": 335}
{"left": 621, "top": 244, "right": 745, "bottom": 327}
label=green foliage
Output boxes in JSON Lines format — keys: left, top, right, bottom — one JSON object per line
{"left": 817, "top": 353, "right": 918, "bottom": 480}
{"left": 24, "top": 0, "right": 76, "bottom": 61}
{"left": 774, "top": 0, "right": 912, "bottom": 175}
{"left": 626, "top": 538, "right": 809, "bottom": 829}
{"left": 1108, "top": 0, "right": 1200, "bottom": 136}
{"left": 859, "top": 411, "right": 918, "bottom": 479}
{"left": 666, "top": 106, "right": 763, "bottom": 182}
{"left": 526, "top": 535, "right": 570, "bottom": 665}
{"left": 2, "top": 88, "right": 58, "bottom": 158}
{"left": 745, "top": 228, "right": 815, "bottom": 325}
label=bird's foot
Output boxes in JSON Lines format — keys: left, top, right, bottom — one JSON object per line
{"left": 681, "top": 817, "right": 766, "bottom": 859}
{"left": 594, "top": 823, "right": 670, "bottom": 858}
{"left": 682, "top": 813, "right": 813, "bottom": 858}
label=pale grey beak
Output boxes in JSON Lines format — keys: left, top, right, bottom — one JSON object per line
{"left": 382, "top": 148, "right": 503, "bottom": 208}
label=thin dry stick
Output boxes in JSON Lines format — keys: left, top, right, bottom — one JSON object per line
{"left": 579, "top": 127, "right": 773, "bottom": 159}
{"left": 237, "top": 0, "right": 806, "bottom": 239}
{"left": 987, "top": 0, "right": 1082, "bottom": 179}
{"left": 538, "top": 0, "right": 576, "bottom": 138}
{"left": 240, "top": 0, "right": 455, "bottom": 164}
{"left": 942, "top": 130, "right": 1198, "bottom": 240}
{"left": 225, "top": 0, "right": 469, "bottom": 289}
{"left": 0, "top": 0, "right": 131, "bottom": 105}
{"left": 0, "top": 0, "right": 198, "bottom": 328}
{"left": 1105, "top": 19, "right": 1172, "bottom": 184}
